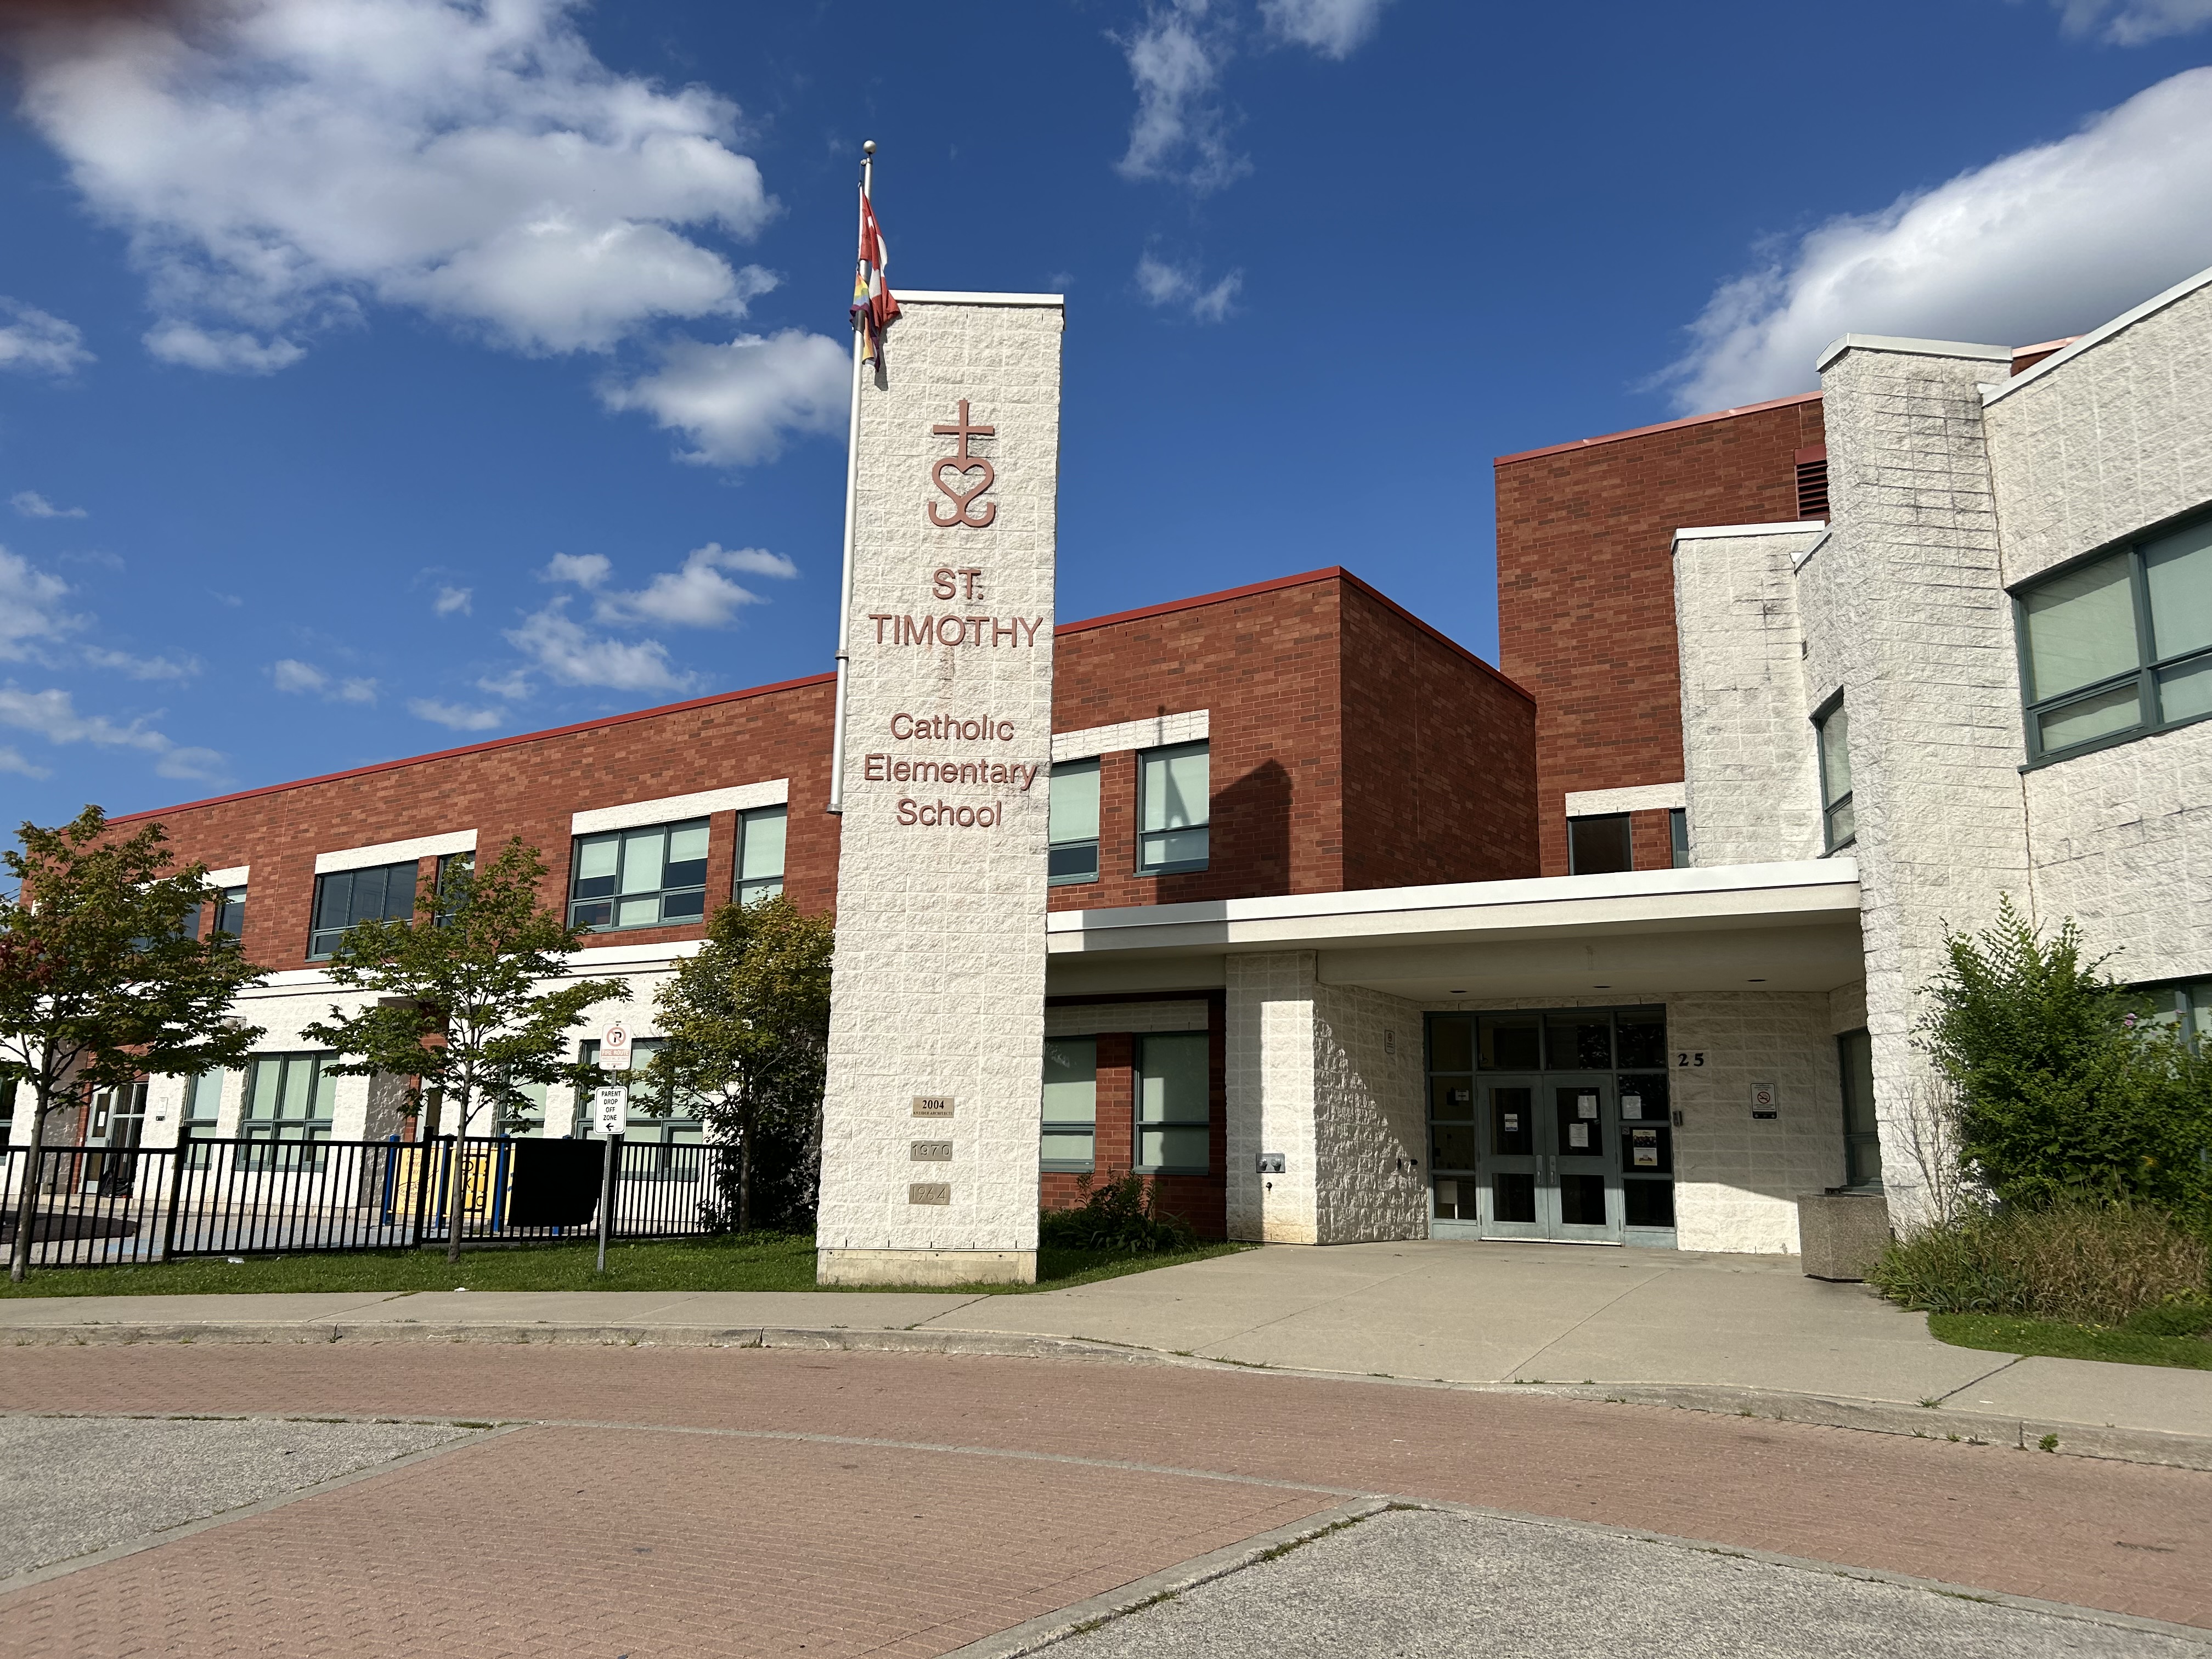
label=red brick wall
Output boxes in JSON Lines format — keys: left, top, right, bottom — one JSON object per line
{"left": 1049, "top": 574, "right": 1347, "bottom": 910}
{"left": 1337, "top": 581, "right": 1538, "bottom": 889}
{"left": 111, "top": 676, "right": 839, "bottom": 974}
{"left": 1494, "top": 394, "right": 1826, "bottom": 876}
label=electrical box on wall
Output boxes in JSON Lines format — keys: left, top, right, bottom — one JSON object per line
{"left": 1257, "top": 1152, "right": 1286, "bottom": 1174}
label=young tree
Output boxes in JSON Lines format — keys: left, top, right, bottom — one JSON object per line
{"left": 0, "top": 806, "right": 267, "bottom": 1282}
{"left": 647, "top": 893, "right": 832, "bottom": 1232}
{"left": 1919, "top": 896, "right": 2212, "bottom": 1217}
{"left": 303, "top": 838, "right": 625, "bottom": 1263}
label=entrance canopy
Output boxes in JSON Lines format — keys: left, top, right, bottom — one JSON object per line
{"left": 1045, "top": 861, "right": 1863, "bottom": 1000}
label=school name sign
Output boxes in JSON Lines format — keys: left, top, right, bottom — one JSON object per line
{"left": 816, "top": 293, "right": 1065, "bottom": 1288}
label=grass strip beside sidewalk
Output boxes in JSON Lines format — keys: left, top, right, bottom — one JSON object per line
{"left": 0, "top": 1233, "right": 1251, "bottom": 1299}
{"left": 1930, "top": 1311, "right": 2212, "bottom": 1372}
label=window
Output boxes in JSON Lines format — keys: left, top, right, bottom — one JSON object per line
{"left": 1040, "top": 1037, "right": 1098, "bottom": 1171}
{"left": 0, "top": 1077, "right": 14, "bottom": 1144}
{"left": 1668, "top": 809, "right": 1690, "bottom": 868}
{"left": 1814, "top": 701, "right": 1854, "bottom": 851}
{"left": 309, "top": 862, "right": 417, "bottom": 958}
{"left": 735, "top": 806, "right": 787, "bottom": 905}
{"left": 1048, "top": 759, "right": 1101, "bottom": 884}
{"left": 1794, "top": 446, "right": 1829, "bottom": 519}
{"left": 569, "top": 819, "right": 709, "bottom": 931}
{"left": 1135, "top": 1030, "right": 1209, "bottom": 1172}
{"left": 2139, "top": 978, "right": 2212, "bottom": 1049}
{"left": 1837, "top": 1028, "right": 1880, "bottom": 1188}
{"left": 1137, "top": 742, "right": 1209, "bottom": 873}
{"left": 1567, "top": 814, "right": 1632, "bottom": 875}
{"left": 182, "top": 1070, "right": 224, "bottom": 1166}
{"left": 2016, "top": 514, "right": 2212, "bottom": 762}
{"left": 238, "top": 1052, "right": 337, "bottom": 1170}
{"left": 185, "top": 886, "right": 246, "bottom": 942}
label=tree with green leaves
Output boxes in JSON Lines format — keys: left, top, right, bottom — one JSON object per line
{"left": 1, "top": 806, "right": 268, "bottom": 1282}
{"left": 302, "top": 838, "right": 625, "bottom": 1263}
{"left": 646, "top": 893, "right": 832, "bottom": 1232}
{"left": 1918, "top": 896, "right": 2212, "bottom": 1218}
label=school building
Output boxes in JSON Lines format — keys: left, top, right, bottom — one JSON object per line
{"left": 43, "top": 260, "right": 2212, "bottom": 1258}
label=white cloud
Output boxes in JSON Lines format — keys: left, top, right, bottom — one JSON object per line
{"left": 601, "top": 329, "right": 848, "bottom": 465}
{"left": 1659, "top": 67, "right": 2212, "bottom": 413}
{"left": 408, "top": 696, "right": 503, "bottom": 731}
{"left": 477, "top": 668, "right": 532, "bottom": 700}
{"left": 505, "top": 599, "right": 691, "bottom": 691}
{"left": 143, "top": 322, "right": 307, "bottom": 376}
{"left": 0, "top": 547, "right": 84, "bottom": 663}
{"left": 433, "top": 584, "right": 472, "bottom": 616}
{"left": 1115, "top": 2, "right": 1249, "bottom": 194}
{"left": 0, "top": 297, "right": 93, "bottom": 376}
{"left": 547, "top": 540, "right": 796, "bottom": 628}
{"left": 0, "top": 685, "right": 168, "bottom": 753}
{"left": 2047, "top": 0, "right": 2212, "bottom": 42}
{"left": 1259, "top": 0, "right": 1391, "bottom": 57}
{"left": 1135, "top": 253, "right": 1243, "bottom": 322}
{"left": 10, "top": 490, "right": 87, "bottom": 519}
{"left": 270, "top": 657, "right": 377, "bottom": 702}
{"left": 0, "top": 745, "right": 51, "bottom": 780}
{"left": 155, "top": 746, "right": 228, "bottom": 781}
{"left": 13, "top": 0, "right": 776, "bottom": 365}
{"left": 82, "top": 645, "right": 201, "bottom": 681}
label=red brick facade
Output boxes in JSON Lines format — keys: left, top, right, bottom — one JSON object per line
{"left": 1493, "top": 392, "right": 1826, "bottom": 876}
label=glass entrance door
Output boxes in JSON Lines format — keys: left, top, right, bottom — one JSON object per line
{"left": 1426, "top": 1007, "right": 1675, "bottom": 1246}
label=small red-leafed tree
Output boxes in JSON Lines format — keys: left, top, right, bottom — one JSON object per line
{"left": 0, "top": 806, "right": 267, "bottom": 1282}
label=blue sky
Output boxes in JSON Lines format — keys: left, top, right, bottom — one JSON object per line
{"left": 2, "top": 0, "right": 2211, "bottom": 826}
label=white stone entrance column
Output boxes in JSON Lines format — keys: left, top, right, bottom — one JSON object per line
{"left": 816, "top": 292, "right": 1065, "bottom": 1287}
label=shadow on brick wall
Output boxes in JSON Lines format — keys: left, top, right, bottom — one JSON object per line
{"left": 1160, "top": 758, "right": 1292, "bottom": 904}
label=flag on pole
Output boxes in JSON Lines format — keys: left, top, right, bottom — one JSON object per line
{"left": 851, "top": 189, "right": 899, "bottom": 368}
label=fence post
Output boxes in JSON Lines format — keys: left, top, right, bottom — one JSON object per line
{"left": 411, "top": 1133, "right": 438, "bottom": 1250}
{"left": 595, "top": 1133, "right": 622, "bottom": 1274}
{"left": 159, "top": 1130, "right": 190, "bottom": 1262}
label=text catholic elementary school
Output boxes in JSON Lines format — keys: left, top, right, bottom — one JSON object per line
{"left": 42, "top": 254, "right": 2212, "bottom": 1284}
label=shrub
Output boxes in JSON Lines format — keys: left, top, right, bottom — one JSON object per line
{"left": 1918, "top": 898, "right": 2212, "bottom": 1218}
{"left": 1868, "top": 1198, "right": 2211, "bottom": 1326}
{"left": 1040, "top": 1171, "right": 1198, "bottom": 1254}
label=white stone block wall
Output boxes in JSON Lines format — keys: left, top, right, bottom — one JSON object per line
{"left": 1983, "top": 275, "right": 2212, "bottom": 583}
{"left": 1980, "top": 279, "right": 2212, "bottom": 989}
{"left": 1673, "top": 527, "right": 1824, "bottom": 866}
{"left": 1811, "top": 339, "right": 2034, "bottom": 1234}
{"left": 816, "top": 298, "right": 1063, "bottom": 1272}
{"left": 1310, "top": 978, "right": 1428, "bottom": 1244}
{"left": 1224, "top": 952, "right": 1323, "bottom": 1243}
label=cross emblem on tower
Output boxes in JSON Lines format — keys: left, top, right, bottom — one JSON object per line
{"left": 927, "top": 399, "right": 998, "bottom": 528}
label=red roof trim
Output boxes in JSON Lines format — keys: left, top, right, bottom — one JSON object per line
{"left": 1493, "top": 390, "right": 1824, "bottom": 467}
{"left": 108, "top": 671, "right": 837, "bottom": 824}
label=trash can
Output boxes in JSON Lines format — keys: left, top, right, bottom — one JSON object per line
{"left": 1796, "top": 1190, "right": 1892, "bottom": 1281}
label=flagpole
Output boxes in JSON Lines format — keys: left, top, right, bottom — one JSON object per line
{"left": 827, "top": 140, "right": 874, "bottom": 817}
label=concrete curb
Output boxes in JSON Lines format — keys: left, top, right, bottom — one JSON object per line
{"left": 10, "top": 1316, "right": 2211, "bottom": 1472}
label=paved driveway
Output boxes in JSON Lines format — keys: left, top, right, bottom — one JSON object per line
{"left": 1, "top": 1341, "right": 2207, "bottom": 1656}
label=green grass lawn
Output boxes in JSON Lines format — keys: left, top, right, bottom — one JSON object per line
{"left": 0, "top": 1233, "right": 1251, "bottom": 1299}
{"left": 1929, "top": 1311, "right": 2212, "bottom": 1371}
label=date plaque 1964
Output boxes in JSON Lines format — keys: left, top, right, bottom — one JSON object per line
{"left": 909, "top": 1183, "right": 952, "bottom": 1206}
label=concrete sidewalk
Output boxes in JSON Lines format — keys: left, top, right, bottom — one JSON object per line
{"left": 5, "top": 1240, "right": 2208, "bottom": 1457}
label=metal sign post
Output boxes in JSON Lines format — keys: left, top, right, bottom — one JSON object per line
{"left": 593, "top": 1084, "right": 628, "bottom": 1274}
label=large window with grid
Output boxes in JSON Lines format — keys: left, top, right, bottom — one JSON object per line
{"left": 735, "top": 806, "right": 787, "bottom": 905}
{"left": 1041, "top": 1037, "right": 1098, "bottom": 1171}
{"left": 1567, "top": 814, "right": 1632, "bottom": 874}
{"left": 1048, "top": 760, "right": 1101, "bottom": 884}
{"left": 2016, "top": 514, "right": 2212, "bottom": 763}
{"left": 569, "top": 819, "right": 709, "bottom": 931}
{"left": 309, "top": 862, "right": 416, "bottom": 958}
{"left": 184, "top": 885, "right": 246, "bottom": 941}
{"left": 1135, "top": 1030, "right": 1210, "bottom": 1173}
{"left": 238, "top": 1052, "right": 337, "bottom": 1170}
{"left": 1137, "top": 742, "right": 1209, "bottom": 874}
{"left": 181, "top": 1070, "right": 225, "bottom": 1167}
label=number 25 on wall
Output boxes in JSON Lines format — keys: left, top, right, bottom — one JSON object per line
{"left": 1675, "top": 1051, "right": 1706, "bottom": 1068}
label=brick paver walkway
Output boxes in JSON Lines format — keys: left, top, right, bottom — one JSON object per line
{"left": 3, "top": 1344, "right": 2208, "bottom": 1655}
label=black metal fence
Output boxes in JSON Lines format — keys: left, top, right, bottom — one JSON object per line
{"left": 0, "top": 1134, "right": 734, "bottom": 1269}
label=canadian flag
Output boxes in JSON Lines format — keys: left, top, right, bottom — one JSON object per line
{"left": 850, "top": 190, "right": 900, "bottom": 368}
